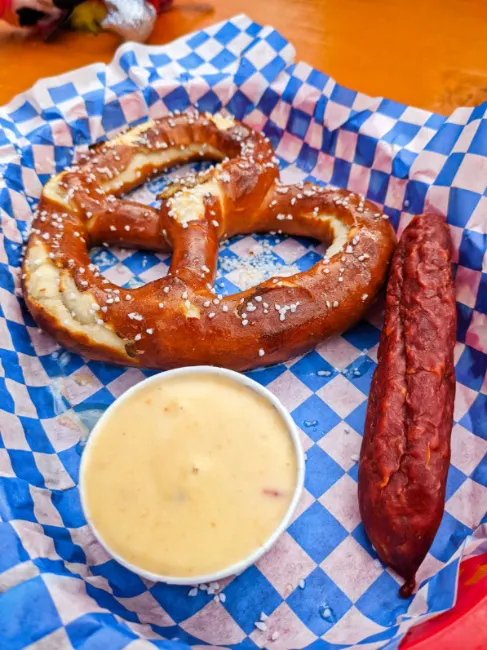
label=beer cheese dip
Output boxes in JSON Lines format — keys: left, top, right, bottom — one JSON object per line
{"left": 80, "top": 368, "right": 302, "bottom": 581}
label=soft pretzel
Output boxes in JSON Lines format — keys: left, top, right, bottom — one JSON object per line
{"left": 22, "top": 110, "right": 396, "bottom": 371}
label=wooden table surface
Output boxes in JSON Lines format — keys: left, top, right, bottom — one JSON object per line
{"left": 0, "top": 0, "right": 487, "bottom": 112}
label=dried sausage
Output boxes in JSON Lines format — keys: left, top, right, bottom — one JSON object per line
{"left": 358, "top": 213, "right": 456, "bottom": 597}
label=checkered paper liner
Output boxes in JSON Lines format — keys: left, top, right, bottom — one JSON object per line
{"left": 0, "top": 13, "right": 486, "bottom": 650}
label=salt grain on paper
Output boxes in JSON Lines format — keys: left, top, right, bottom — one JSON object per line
{"left": 217, "top": 238, "right": 300, "bottom": 291}
{"left": 319, "top": 603, "right": 334, "bottom": 622}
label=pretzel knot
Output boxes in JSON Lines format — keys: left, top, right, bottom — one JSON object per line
{"left": 22, "top": 110, "right": 395, "bottom": 370}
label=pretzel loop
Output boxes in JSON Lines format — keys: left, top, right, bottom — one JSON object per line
{"left": 22, "top": 110, "right": 396, "bottom": 370}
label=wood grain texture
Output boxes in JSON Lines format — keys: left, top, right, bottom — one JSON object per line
{"left": 1, "top": 0, "right": 487, "bottom": 112}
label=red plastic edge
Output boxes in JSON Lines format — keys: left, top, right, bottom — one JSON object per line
{"left": 401, "top": 553, "right": 487, "bottom": 650}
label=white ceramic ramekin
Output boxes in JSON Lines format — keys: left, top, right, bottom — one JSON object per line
{"left": 79, "top": 365, "right": 305, "bottom": 585}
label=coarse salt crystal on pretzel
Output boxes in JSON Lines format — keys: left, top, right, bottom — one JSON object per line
{"left": 22, "top": 110, "right": 396, "bottom": 371}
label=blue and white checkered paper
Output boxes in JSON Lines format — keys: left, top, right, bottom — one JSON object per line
{"left": 1, "top": 14, "right": 486, "bottom": 650}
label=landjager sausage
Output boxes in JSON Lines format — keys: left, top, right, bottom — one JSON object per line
{"left": 358, "top": 213, "right": 456, "bottom": 597}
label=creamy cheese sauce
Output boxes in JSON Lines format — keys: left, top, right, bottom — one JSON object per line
{"left": 82, "top": 373, "right": 298, "bottom": 578}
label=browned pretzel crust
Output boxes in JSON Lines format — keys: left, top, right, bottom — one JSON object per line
{"left": 22, "top": 110, "right": 396, "bottom": 370}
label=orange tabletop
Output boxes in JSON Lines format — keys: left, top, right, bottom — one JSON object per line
{"left": 0, "top": 0, "right": 486, "bottom": 112}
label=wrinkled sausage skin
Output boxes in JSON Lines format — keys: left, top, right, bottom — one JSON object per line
{"left": 358, "top": 213, "right": 456, "bottom": 597}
